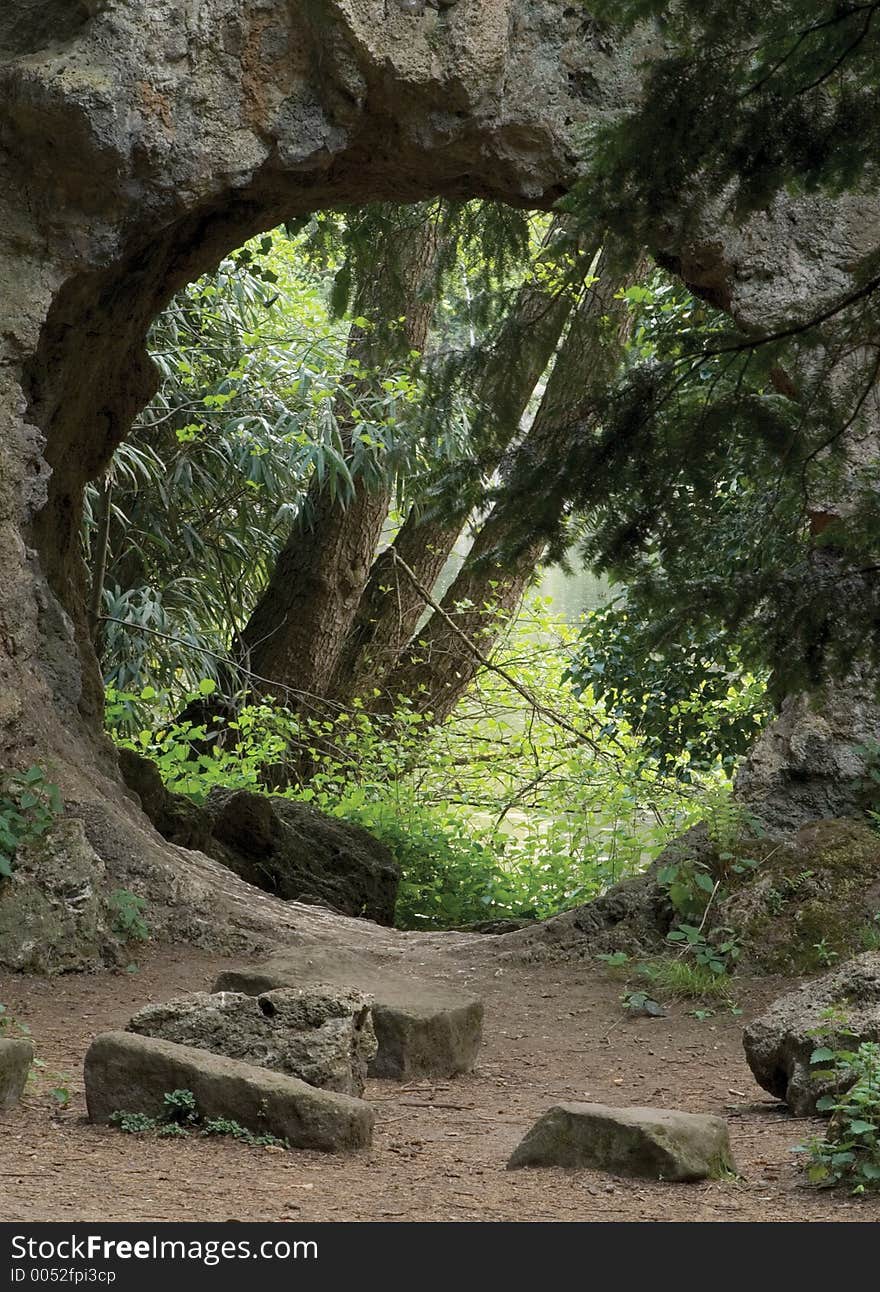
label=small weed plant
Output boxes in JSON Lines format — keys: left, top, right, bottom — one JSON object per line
{"left": 0, "top": 766, "right": 63, "bottom": 878}
{"left": 109, "top": 1088, "right": 289, "bottom": 1150}
{"left": 108, "top": 889, "right": 150, "bottom": 943}
{"left": 796, "top": 1037, "right": 880, "bottom": 1193}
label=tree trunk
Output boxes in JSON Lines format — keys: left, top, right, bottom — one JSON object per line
{"left": 328, "top": 219, "right": 600, "bottom": 704}
{"left": 238, "top": 209, "right": 444, "bottom": 705}
{"left": 376, "top": 251, "right": 639, "bottom": 724}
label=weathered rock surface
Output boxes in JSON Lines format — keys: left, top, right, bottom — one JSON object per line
{"left": 127, "top": 986, "right": 376, "bottom": 1096}
{"left": 0, "top": 819, "right": 123, "bottom": 973}
{"left": 1, "top": 0, "right": 878, "bottom": 954}
{"left": 116, "top": 764, "right": 400, "bottom": 926}
{"left": 507, "top": 1103, "right": 734, "bottom": 1181}
{"left": 457, "top": 918, "right": 536, "bottom": 935}
{"left": 0, "top": 1037, "right": 33, "bottom": 1109}
{"left": 717, "top": 820, "right": 880, "bottom": 974}
{"left": 743, "top": 952, "right": 880, "bottom": 1116}
{"left": 504, "top": 870, "right": 671, "bottom": 963}
{"left": 736, "top": 676, "right": 880, "bottom": 834}
{"left": 202, "top": 790, "right": 399, "bottom": 925}
{"left": 84, "top": 1030, "right": 374, "bottom": 1151}
{"left": 214, "top": 950, "right": 483, "bottom": 1080}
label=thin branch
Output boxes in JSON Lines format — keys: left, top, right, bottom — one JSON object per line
{"left": 386, "top": 549, "right": 626, "bottom": 768}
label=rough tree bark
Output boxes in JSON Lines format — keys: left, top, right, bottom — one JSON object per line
{"left": 237, "top": 208, "right": 444, "bottom": 703}
{"left": 376, "top": 251, "right": 638, "bottom": 723}
{"left": 0, "top": 0, "right": 876, "bottom": 953}
{"left": 327, "top": 217, "right": 595, "bottom": 704}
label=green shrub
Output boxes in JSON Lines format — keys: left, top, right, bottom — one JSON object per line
{"left": 104, "top": 602, "right": 747, "bottom": 932}
{"left": 796, "top": 1041, "right": 880, "bottom": 1193}
{"left": 108, "top": 889, "right": 150, "bottom": 943}
{"left": 0, "top": 766, "right": 63, "bottom": 878}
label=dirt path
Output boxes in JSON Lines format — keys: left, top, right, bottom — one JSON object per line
{"left": 2, "top": 944, "right": 877, "bottom": 1223}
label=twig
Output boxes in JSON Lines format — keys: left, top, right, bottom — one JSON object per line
{"left": 387, "top": 549, "right": 627, "bottom": 769}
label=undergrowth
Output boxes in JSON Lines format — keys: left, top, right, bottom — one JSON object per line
{"left": 796, "top": 1033, "right": 880, "bottom": 1194}
{"left": 104, "top": 601, "right": 760, "bottom": 930}
{"left": 109, "top": 1089, "right": 288, "bottom": 1150}
{"left": 636, "top": 957, "right": 735, "bottom": 1001}
{"left": 0, "top": 766, "right": 63, "bottom": 878}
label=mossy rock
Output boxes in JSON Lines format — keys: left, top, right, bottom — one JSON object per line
{"left": 715, "top": 819, "right": 880, "bottom": 974}
{"left": 0, "top": 818, "right": 125, "bottom": 973}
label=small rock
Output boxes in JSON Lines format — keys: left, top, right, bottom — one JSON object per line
{"left": 0, "top": 1037, "right": 34, "bottom": 1109}
{"left": 743, "top": 951, "right": 880, "bottom": 1115}
{"left": 85, "top": 1031, "right": 373, "bottom": 1152}
{"left": 128, "top": 985, "right": 376, "bottom": 1096}
{"left": 507, "top": 1103, "right": 734, "bottom": 1182}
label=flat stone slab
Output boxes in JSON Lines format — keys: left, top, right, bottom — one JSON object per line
{"left": 127, "top": 986, "right": 377, "bottom": 1097}
{"left": 84, "top": 1031, "right": 374, "bottom": 1151}
{"left": 214, "top": 951, "right": 483, "bottom": 1081}
{"left": 507, "top": 1103, "right": 734, "bottom": 1182}
{"left": 0, "top": 1037, "right": 33, "bottom": 1109}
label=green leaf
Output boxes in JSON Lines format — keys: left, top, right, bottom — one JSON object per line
{"left": 848, "top": 1120, "right": 876, "bottom": 1136}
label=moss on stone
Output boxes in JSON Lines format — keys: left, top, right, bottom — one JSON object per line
{"left": 0, "top": 819, "right": 124, "bottom": 973}
{"left": 714, "top": 819, "right": 880, "bottom": 974}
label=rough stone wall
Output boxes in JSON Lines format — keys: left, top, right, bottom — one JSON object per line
{"left": 0, "top": 1, "right": 878, "bottom": 948}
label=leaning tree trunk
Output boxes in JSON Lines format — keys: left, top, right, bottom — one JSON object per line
{"left": 236, "top": 209, "right": 444, "bottom": 706}
{"left": 328, "top": 218, "right": 598, "bottom": 705}
{"left": 376, "top": 250, "right": 639, "bottom": 724}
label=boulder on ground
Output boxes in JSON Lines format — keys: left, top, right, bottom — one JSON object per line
{"left": 203, "top": 790, "right": 399, "bottom": 925}
{"left": 117, "top": 749, "right": 211, "bottom": 851}
{"left": 84, "top": 1031, "right": 374, "bottom": 1151}
{"left": 507, "top": 1103, "right": 734, "bottom": 1181}
{"left": 457, "top": 918, "right": 535, "bottom": 935}
{"left": 214, "top": 949, "right": 483, "bottom": 1080}
{"left": 0, "top": 1037, "right": 33, "bottom": 1109}
{"left": 743, "top": 951, "right": 880, "bottom": 1115}
{"left": 0, "top": 819, "right": 123, "bottom": 973}
{"left": 116, "top": 761, "right": 400, "bottom": 925}
{"left": 127, "top": 985, "right": 376, "bottom": 1096}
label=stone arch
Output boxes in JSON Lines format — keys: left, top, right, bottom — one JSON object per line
{"left": 1, "top": 0, "right": 876, "bottom": 954}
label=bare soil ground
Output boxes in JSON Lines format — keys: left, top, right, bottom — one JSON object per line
{"left": 3, "top": 943, "right": 878, "bottom": 1223}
